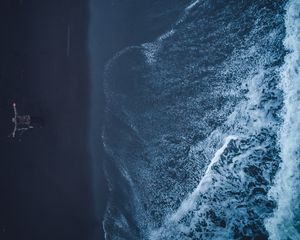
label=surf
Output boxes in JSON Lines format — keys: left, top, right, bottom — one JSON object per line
{"left": 265, "top": 0, "right": 300, "bottom": 239}
{"left": 101, "top": 1, "right": 288, "bottom": 239}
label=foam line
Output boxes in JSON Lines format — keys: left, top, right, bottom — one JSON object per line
{"left": 265, "top": 1, "right": 300, "bottom": 239}
{"left": 185, "top": 0, "right": 199, "bottom": 11}
{"left": 169, "top": 135, "right": 238, "bottom": 223}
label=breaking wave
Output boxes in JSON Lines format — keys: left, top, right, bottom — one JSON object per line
{"left": 265, "top": 1, "right": 300, "bottom": 239}
{"left": 97, "top": 0, "right": 300, "bottom": 239}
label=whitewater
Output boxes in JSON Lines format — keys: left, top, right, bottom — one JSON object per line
{"left": 98, "top": 0, "right": 300, "bottom": 239}
{"left": 266, "top": 0, "right": 300, "bottom": 239}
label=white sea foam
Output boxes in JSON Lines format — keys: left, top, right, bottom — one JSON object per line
{"left": 142, "top": 42, "right": 160, "bottom": 64}
{"left": 142, "top": 0, "right": 199, "bottom": 64}
{"left": 102, "top": 1, "right": 285, "bottom": 238}
{"left": 158, "top": 29, "right": 175, "bottom": 41}
{"left": 169, "top": 135, "right": 238, "bottom": 223}
{"left": 265, "top": 1, "right": 300, "bottom": 239}
{"left": 147, "top": 36, "right": 283, "bottom": 238}
{"left": 142, "top": 29, "right": 175, "bottom": 64}
{"left": 185, "top": 0, "right": 199, "bottom": 11}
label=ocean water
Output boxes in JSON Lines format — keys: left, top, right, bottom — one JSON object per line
{"left": 100, "top": 0, "right": 300, "bottom": 239}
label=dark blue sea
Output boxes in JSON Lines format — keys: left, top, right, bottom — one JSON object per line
{"left": 90, "top": 0, "right": 300, "bottom": 239}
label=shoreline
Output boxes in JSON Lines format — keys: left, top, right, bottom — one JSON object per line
{"left": 87, "top": 1, "right": 187, "bottom": 239}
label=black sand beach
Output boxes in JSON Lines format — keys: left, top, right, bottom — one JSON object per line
{"left": 0, "top": 1, "right": 103, "bottom": 240}
{"left": 0, "top": 1, "right": 187, "bottom": 239}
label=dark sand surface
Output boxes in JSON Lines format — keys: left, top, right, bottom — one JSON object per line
{"left": 0, "top": 1, "right": 103, "bottom": 240}
{"left": 0, "top": 1, "right": 186, "bottom": 239}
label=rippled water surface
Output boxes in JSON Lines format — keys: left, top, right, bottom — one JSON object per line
{"left": 95, "top": 1, "right": 300, "bottom": 239}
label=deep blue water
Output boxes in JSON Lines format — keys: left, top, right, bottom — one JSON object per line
{"left": 90, "top": 1, "right": 300, "bottom": 239}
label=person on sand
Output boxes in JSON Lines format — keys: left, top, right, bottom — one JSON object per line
{"left": 10, "top": 102, "right": 43, "bottom": 138}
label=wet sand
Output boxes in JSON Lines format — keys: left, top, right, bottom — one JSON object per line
{"left": 0, "top": 1, "right": 186, "bottom": 239}
{"left": 0, "top": 1, "right": 103, "bottom": 240}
